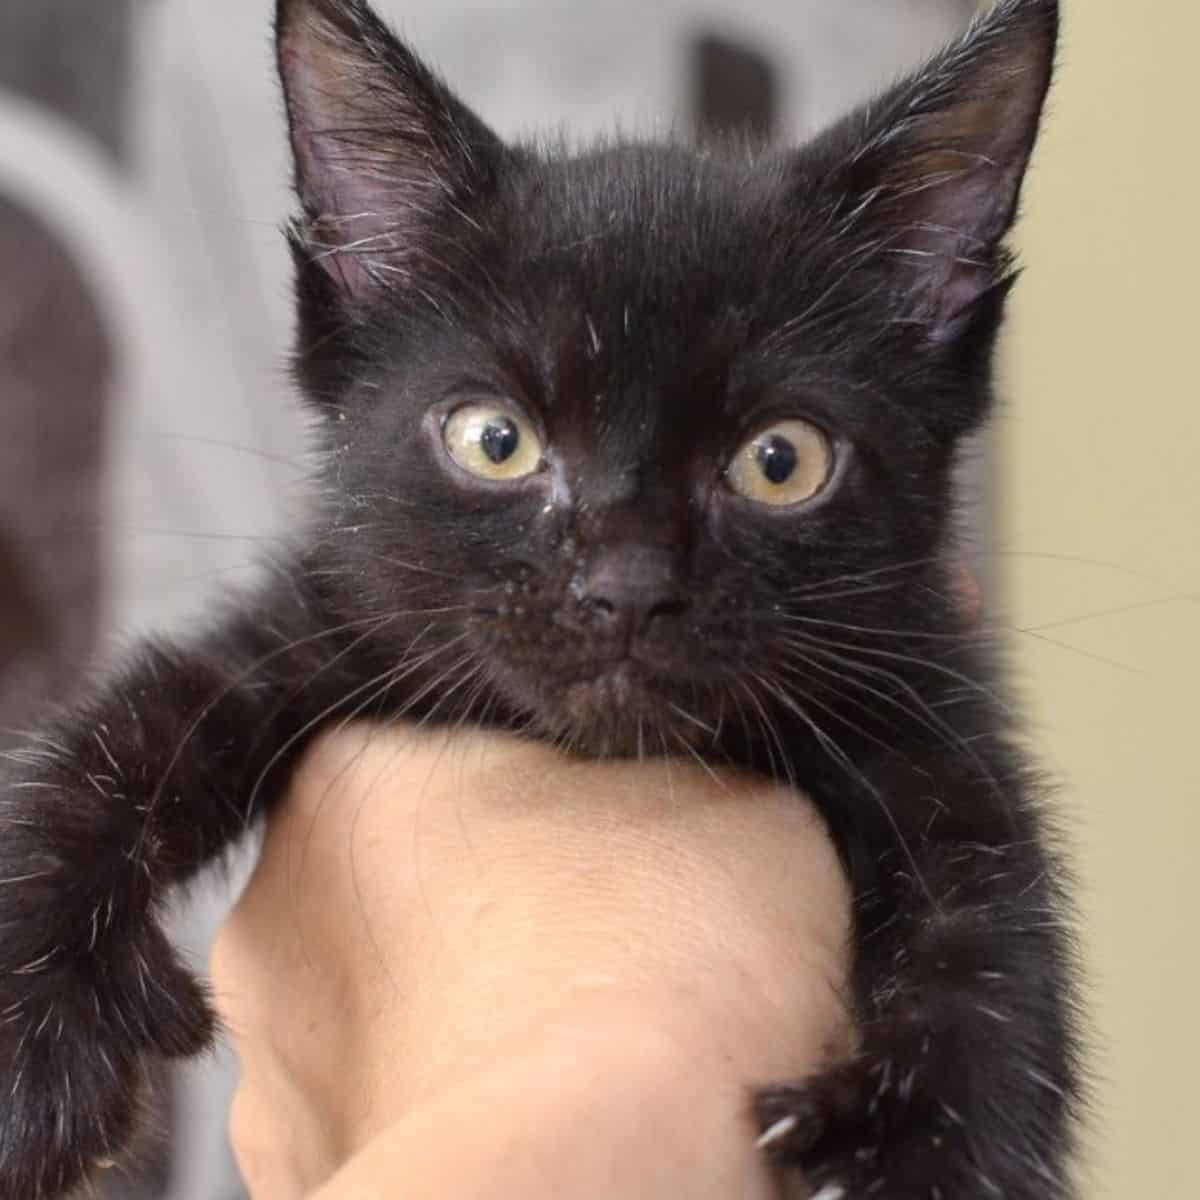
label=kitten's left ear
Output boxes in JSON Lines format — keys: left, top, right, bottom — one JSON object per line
{"left": 275, "top": 0, "right": 506, "bottom": 300}
{"left": 805, "top": 0, "right": 1059, "bottom": 344}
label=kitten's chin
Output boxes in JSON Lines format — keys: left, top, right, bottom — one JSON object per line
{"left": 544, "top": 661, "right": 710, "bottom": 759}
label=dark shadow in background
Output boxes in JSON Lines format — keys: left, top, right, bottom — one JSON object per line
{"left": 691, "top": 32, "right": 780, "bottom": 143}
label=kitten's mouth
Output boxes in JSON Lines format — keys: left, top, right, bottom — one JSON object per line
{"left": 555, "top": 656, "right": 708, "bottom": 755}
{"left": 486, "top": 633, "right": 717, "bottom": 756}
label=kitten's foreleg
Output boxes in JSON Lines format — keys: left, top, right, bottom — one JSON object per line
{"left": 0, "top": 590, "right": 354, "bottom": 1197}
{"left": 755, "top": 769, "right": 1080, "bottom": 1200}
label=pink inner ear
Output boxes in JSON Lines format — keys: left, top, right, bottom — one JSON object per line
{"left": 878, "top": 82, "right": 1050, "bottom": 338}
{"left": 892, "top": 157, "right": 1019, "bottom": 339}
{"left": 279, "top": 19, "right": 422, "bottom": 299}
{"left": 278, "top": 0, "right": 505, "bottom": 302}
{"left": 282, "top": 54, "right": 380, "bottom": 293}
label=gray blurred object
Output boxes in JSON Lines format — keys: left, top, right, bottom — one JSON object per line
{"left": 0, "top": 4, "right": 171, "bottom": 1199}
{"left": 0, "top": 0, "right": 134, "bottom": 160}
{"left": 0, "top": 195, "right": 108, "bottom": 743}
{"left": 0, "top": 0, "right": 132, "bottom": 728}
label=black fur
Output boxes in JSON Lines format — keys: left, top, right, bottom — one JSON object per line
{"left": 0, "top": 0, "right": 1082, "bottom": 1195}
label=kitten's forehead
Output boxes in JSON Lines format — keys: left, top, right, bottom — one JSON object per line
{"left": 481, "top": 143, "right": 799, "bottom": 445}
{"left": 505, "top": 144, "right": 787, "bottom": 312}
{"left": 471, "top": 159, "right": 726, "bottom": 454}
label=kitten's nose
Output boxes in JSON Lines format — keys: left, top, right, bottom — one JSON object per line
{"left": 579, "top": 544, "right": 689, "bottom": 639}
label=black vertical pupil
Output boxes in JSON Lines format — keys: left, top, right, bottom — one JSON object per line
{"left": 481, "top": 417, "right": 520, "bottom": 464}
{"left": 756, "top": 435, "right": 797, "bottom": 485}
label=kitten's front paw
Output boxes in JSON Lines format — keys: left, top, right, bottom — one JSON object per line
{"left": 0, "top": 922, "right": 215, "bottom": 1198}
{"left": 754, "top": 1056, "right": 1035, "bottom": 1200}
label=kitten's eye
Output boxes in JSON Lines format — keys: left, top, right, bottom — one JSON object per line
{"left": 443, "top": 403, "right": 543, "bottom": 481}
{"left": 726, "top": 419, "right": 834, "bottom": 507}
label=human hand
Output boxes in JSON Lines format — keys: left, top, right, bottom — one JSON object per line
{"left": 212, "top": 725, "right": 852, "bottom": 1198}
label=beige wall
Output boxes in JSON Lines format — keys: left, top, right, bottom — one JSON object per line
{"left": 1001, "top": 2, "right": 1199, "bottom": 1195}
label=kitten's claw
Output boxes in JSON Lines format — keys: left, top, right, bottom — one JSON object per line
{"left": 809, "top": 1186, "right": 846, "bottom": 1200}
{"left": 754, "top": 1056, "right": 1022, "bottom": 1200}
{"left": 756, "top": 1113, "right": 800, "bottom": 1150}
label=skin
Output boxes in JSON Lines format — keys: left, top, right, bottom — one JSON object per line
{"left": 211, "top": 725, "right": 854, "bottom": 1199}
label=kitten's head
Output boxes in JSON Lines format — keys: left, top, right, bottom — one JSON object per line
{"left": 276, "top": 0, "right": 1057, "bottom": 754}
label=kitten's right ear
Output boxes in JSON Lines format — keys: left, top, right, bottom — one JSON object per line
{"left": 275, "top": 0, "right": 506, "bottom": 301}
{"left": 795, "top": 0, "right": 1059, "bottom": 349}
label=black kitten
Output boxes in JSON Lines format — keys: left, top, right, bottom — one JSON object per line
{"left": 0, "top": 0, "right": 1081, "bottom": 1195}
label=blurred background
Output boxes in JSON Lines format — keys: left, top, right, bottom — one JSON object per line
{"left": 0, "top": 0, "right": 1194, "bottom": 1197}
